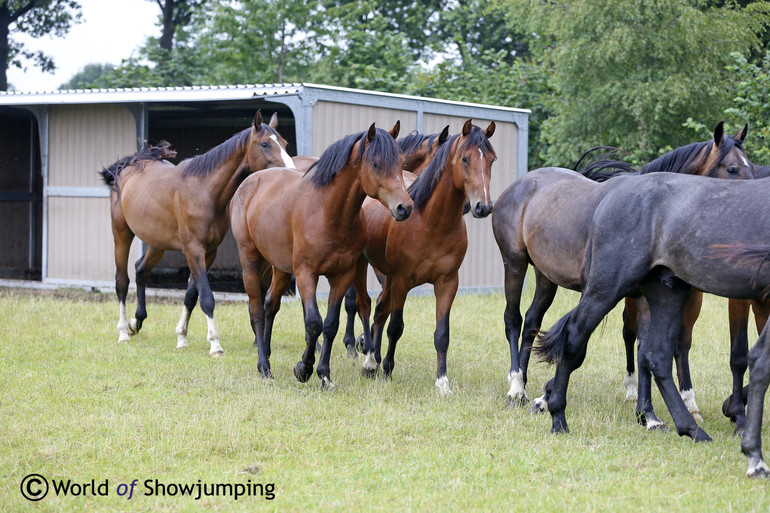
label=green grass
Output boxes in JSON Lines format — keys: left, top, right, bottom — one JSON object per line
{"left": 1, "top": 282, "right": 769, "bottom": 512}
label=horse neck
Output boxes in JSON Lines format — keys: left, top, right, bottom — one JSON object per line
{"left": 205, "top": 152, "right": 252, "bottom": 212}
{"left": 419, "top": 161, "right": 466, "bottom": 231}
{"left": 318, "top": 164, "right": 367, "bottom": 230}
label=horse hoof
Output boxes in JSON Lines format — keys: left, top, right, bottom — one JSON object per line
{"left": 354, "top": 334, "right": 365, "bottom": 353}
{"left": 550, "top": 426, "right": 569, "bottom": 435}
{"left": 529, "top": 395, "right": 548, "bottom": 414}
{"left": 321, "top": 377, "right": 336, "bottom": 390}
{"left": 346, "top": 345, "right": 358, "bottom": 359}
{"left": 209, "top": 349, "right": 224, "bottom": 358}
{"left": 435, "top": 376, "right": 452, "bottom": 396}
{"left": 294, "top": 362, "right": 313, "bottom": 383}
{"left": 507, "top": 394, "right": 529, "bottom": 408}
{"left": 747, "top": 460, "right": 770, "bottom": 479}
{"left": 694, "top": 427, "right": 712, "bottom": 443}
{"left": 176, "top": 342, "right": 189, "bottom": 350}
{"left": 259, "top": 367, "right": 273, "bottom": 379}
{"left": 117, "top": 335, "right": 130, "bottom": 344}
{"left": 692, "top": 411, "right": 704, "bottom": 423}
{"left": 128, "top": 319, "right": 140, "bottom": 336}
{"left": 734, "top": 426, "right": 745, "bottom": 437}
{"left": 361, "top": 366, "right": 377, "bottom": 379}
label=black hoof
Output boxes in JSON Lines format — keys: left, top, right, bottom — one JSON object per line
{"left": 355, "top": 334, "right": 365, "bottom": 353}
{"left": 528, "top": 399, "right": 547, "bottom": 414}
{"left": 259, "top": 367, "right": 273, "bottom": 379}
{"left": 507, "top": 395, "right": 529, "bottom": 409}
{"left": 293, "top": 361, "right": 313, "bottom": 383}
{"left": 361, "top": 366, "right": 377, "bottom": 379}
{"left": 550, "top": 425, "right": 569, "bottom": 434}
{"left": 694, "top": 427, "right": 712, "bottom": 442}
{"left": 346, "top": 344, "right": 358, "bottom": 359}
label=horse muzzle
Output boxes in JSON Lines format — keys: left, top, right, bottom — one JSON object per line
{"left": 472, "top": 201, "right": 493, "bottom": 218}
{"left": 391, "top": 203, "right": 413, "bottom": 221}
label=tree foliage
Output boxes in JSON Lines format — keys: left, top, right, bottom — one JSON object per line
{"left": 0, "top": 0, "right": 82, "bottom": 91}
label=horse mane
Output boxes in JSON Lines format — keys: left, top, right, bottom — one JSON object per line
{"left": 398, "top": 131, "right": 437, "bottom": 156}
{"left": 408, "top": 126, "right": 496, "bottom": 209}
{"left": 100, "top": 141, "right": 177, "bottom": 192}
{"left": 307, "top": 127, "right": 401, "bottom": 188}
{"left": 182, "top": 124, "right": 280, "bottom": 178}
{"left": 575, "top": 134, "right": 745, "bottom": 182}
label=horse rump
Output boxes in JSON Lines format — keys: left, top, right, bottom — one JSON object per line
{"left": 100, "top": 141, "right": 177, "bottom": 190}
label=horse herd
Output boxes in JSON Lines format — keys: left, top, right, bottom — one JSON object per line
{"left": 100, "top": 111, "right": 770, "bottom": 479}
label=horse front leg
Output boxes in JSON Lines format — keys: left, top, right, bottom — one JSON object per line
{"left": 131, "top": 245, "right": 165, "bottom": 336}
{"left": 293, "top": 270, "right": 322, "bottom": 383}
{"left": 676, "top": 289, "right": 703, "bottom": 422}
{"left": 742, "top": 320, "right": 770, "bottom": 478}
{"left": 174, "top": 277, "right": 198, "bottom": 350}
{"left": 622, "top": 297, "right": 639, "bottom": 402}
{"left": 352, "top": 257, "right": 373, "bottom": 361}
{"left": 341, "top": 285, "right": 359, "bottom": 358}
{"left": 640, "top": 275, "right": 710, "bottom": 442}
{"left": 364, "top": 278, "right": 392, "bottom": 378}
{"left": 723, "top": 298, "right": 751, "bottom": 433}
{"left": 431, "top": 272, "right": 458, "bottom": 396}
{"left": 315, "top": 270, "right": 356, "bottom": 388}
{"left": 380, "top": 276, "right": 409, "bottom": 381}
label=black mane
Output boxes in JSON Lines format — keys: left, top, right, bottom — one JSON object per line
{"left": 307, "top": 128, "right": 401, "bottom": 188}
{"left": 182, "top": 124, "right": 280, "bottom": 178}
{"left": 408, "top": 126, "right": 495, "bottom": 209}
{"left": 398, "top": 131, "right": 438, "bottom": 156}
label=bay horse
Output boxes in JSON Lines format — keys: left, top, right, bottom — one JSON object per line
{"left": 340, "top": 126, "right": 451, "bottom": 356}
{"left": 492, "top": 122, "right": 753, "bottom": 412}
{"left": 531, "top": 173, "right": 770, "bottom": 477}
{"left": 101, "top": 111, "right": 295, "bottom": 355}
{"left": 353, "top": 120, "right": 496, "bottom": 395}
{"left": 230, "top": 122, "right": 413, "bottom": 387}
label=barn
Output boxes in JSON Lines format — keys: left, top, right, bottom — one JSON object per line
{"left": 0, "top": 83, "right": 529, "bottom": 295}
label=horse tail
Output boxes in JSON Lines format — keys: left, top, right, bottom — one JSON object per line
{"left": 573, "top": 146, "right": 639, "bottom": 182}
{"left": 100, "top": 141, "right": 177, "bottom": 192}
{"left": 534, "top": 311, "right": 573, "bottom": 365}
{"left": 710, "top": 244, "right": 770, "bottom": 270}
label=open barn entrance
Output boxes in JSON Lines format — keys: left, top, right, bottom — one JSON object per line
{"left": 0, "top": 107, "right": 42, "bottom": 280}
{"left": 145, "top": 100, "right": 297, "bottom": 292}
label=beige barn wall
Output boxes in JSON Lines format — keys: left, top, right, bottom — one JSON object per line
{"left": 311, "top": 101, "right": 418, "bottom": 156}
{"left": 46, "top": 104, "right": 141, "bottom": 283}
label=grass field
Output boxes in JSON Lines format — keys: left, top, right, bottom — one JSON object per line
{"left": 1, "top": 281, "right": 769, "bottom": 512}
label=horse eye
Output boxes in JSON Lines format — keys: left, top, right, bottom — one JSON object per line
{"left": 727, "top": 166, "right": 738, "bottom": 175}
{"left": 461, "top": 156, "right": 468, "bottom": 163}
{"left": 260, "top": 141, "right": 269, "bottom": 148}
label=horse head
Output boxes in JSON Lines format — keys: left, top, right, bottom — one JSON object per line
{"left": 402, "top": 125, "right": 450, "bottom": 175}
{"left": 247, "top": 110, "right": 296, "bottom": 172}
{"left": 359, "top": 121, "right": 413, "bottom": 221}
{"left": 701, "top": 121, "right": 754, "bottom": 180}
{"left": 453, "top": 119, "right": 497, "bottom": 218}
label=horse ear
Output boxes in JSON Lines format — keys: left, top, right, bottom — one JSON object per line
{"left": 736, "top": 123, "right": 748, "bottom": 143}
{"left": 269, "top": 112, "right": 278, "bottom": 129}
{"left": 439, "top": 125, "right": 450, "bottom": 144}
{"left": 462, "top": 119, "right": 473, "bottom": 137}
{"left": 253, "top": 110, "right": 263, "bottom": 130}
{"left": 485, "top": 121, "right": 496, "bottom": 139}
{"left": 713, "top": 121, "right": 725, "bottom": 147}
{"left": 389, "top": 120, "right": 400, "bottom": 139}
{"left": 367, "top": 123, "right": 377, "bottom": 143}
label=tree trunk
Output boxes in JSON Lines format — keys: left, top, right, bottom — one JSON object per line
{"left": 0, "top": 6, "right": 11, "bottom": 91}
{"left": 159, "top": 0, "right": 176, "bottom": 51}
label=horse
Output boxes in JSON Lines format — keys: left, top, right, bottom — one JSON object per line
{"left": 352, "top": 120, "right": 496, "bottom": 395}
{"left": 101, "top": 111, "right": 295, "bottom": 355}
{"left": 491, "top": 122, "right": 753, "bottom": 412}
{"left": 529, "top": 173, "right": 770, "bottom": 477}
{"left": 339, "top": 126, "right": 451, "bottom": 356}
{"left": 229, "top": 122, "right": 413, "bottom": 387}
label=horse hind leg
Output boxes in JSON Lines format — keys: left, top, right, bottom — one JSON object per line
{"left": 130, "top": 245, "right": 165, "bottom": 336}
{"left": 622, "top": 297, "right": 640, "bottom": 402}
{"left": 341, "top": 285, "right": 359, "bottom": 358}
{"left": 676, "top": 289, "right": 703, "bottom": 422}
{"left": 175, "top": 277, "right": 198, "bottom": 350}
{"left": 111, "top": 210, "right": 134, "bottom": 343}
{"left": 742, "top": 321, "right": 770, "bottom": 478}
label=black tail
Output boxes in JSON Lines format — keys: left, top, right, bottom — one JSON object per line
{"left": 573, "top": 146, "right": 639, "bottom": 182}
{"left": 100, "top": 141, "right": 176, "bottom": 191}
{"left": 534, "top": 311, "right": 573, "bottom": 365}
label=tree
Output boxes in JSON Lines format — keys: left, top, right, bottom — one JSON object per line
{"left": 724, "top": 50, "right": 770, "bottom": 164}
{"left": 506, "top": 0, "right": 770, "bottom": 166}
{"left": 59, "top": 62, "right": 114, "bottom": 89}
{"left": 149, "top": 0, "right": 206, "bottom": 51}
{"left": 0, "top": 0, "right": 82, "bottom": 91}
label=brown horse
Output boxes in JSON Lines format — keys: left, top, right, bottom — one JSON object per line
{"left": 340, "top": 126, "right": 451, "bottom": 355}
{"left": 353, "top": 120, "right": 496, "bottom": 395}
{"left": 230, "top": 122, "right": 413, "bottom": 387}
{"left": 101, "top": 111, "right": 294, "bottom": 355}
{"left": 492, "top": 122, "right": 753, "bottom": 415}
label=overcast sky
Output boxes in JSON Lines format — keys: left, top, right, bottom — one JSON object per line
{"left": 7, "top": 0, "right": 159, "bottom": 92}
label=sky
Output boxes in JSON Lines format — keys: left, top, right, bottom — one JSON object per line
{"left": 7, "top": 0, "right": 159, "bottom": 92}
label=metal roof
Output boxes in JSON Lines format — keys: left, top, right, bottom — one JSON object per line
{"left": 0, "top": 82, "right": 530, "bottom": 114}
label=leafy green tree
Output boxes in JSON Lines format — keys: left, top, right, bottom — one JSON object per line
{"left": 59, "top": 62, "right": 114, "bottom": 89}
{"left": 0, "top": 0, "right": 82, "bottom": 91}
{"left": 724, "top": 50, "right": 770, "bottom": 164}
{"left": 507, "top": 0, "right": 770, "bottom": 166}
{"left": 149, "top": 0, "right": 206, "bottom": 51}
